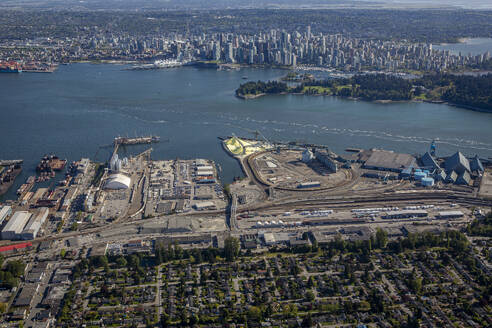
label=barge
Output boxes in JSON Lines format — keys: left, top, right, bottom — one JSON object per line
{"left": 0, "top": 163, "right": 22, "bottom": 195}
{"left": 114, "top": 136, "right": 160, "bottom": 145}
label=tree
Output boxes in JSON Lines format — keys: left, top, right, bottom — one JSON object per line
{"left": 115, "top": 256, "right": 127, "bottom": 268}
{"left": 248, "top": 306, "right": 262, "bottom": 321}
{"left": 4, "top": 260, "right": 25, "bottom": 277}
{"left": 375, "top": 228, "right": 388, "bottom": 249}
{"left": 161, "top": 313, "right": 171, "bottom": 327}
{"left": 224, "top": 237, "right": 240, "bottom": 262}
{"left": 408, "top": 269, "right": 423, "bottom": 294}
{"left": 369, "top": 290, "right": 385, "bottom": 313}
{"left": 127, "top": 254, "right": 140, "bottom": 270}
{"left": 301, "top": 313, "right": 314, "bottom": 327}
{"left": 189, "top": 314, "right": 199, "bottom": 325}
{"left": 90, "top": 255, "right": 108, "bottom": 268}
{"left": 305, "top": 290, "right": 315, "bottom": 302}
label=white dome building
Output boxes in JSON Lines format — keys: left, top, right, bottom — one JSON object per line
{"left": 104, "top": 173, "right": 131, "bottom": 190}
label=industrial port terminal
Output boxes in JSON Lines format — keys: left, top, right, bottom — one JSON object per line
{"left": 0, "top": 134, "right": 491, "bottom": 327}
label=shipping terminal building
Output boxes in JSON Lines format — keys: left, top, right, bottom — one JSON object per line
{"left": 348, "top": 148, "right": 484, "bottom": 186}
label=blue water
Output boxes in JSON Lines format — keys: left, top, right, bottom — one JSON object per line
{"left": 1, "top": 63, "right": 491, "bottom": 200}
{"left": 433, "top": 37, "right": 492, "bottom": 56}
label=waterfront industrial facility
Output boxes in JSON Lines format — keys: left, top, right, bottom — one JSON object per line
{"left": 0, "top": 135, "right": 491, "bottom": 327}
{"left": 0, "top": 136, "right": 489, "bottom": 245}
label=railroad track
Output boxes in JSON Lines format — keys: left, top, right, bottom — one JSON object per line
{"left": 238, "top": 192, "right": 492, "bottom": 212}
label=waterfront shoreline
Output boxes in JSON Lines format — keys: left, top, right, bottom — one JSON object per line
{"left": 236, "top": 91, "right": 492, "bottom": 113}
{"left": 2, "top": 61, "right": 491, "bottom": 203}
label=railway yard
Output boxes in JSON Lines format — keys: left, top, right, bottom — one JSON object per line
{"left": 0, "top": 137, "right": 491, "bottom": 327}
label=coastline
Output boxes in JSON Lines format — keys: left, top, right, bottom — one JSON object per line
{"left": 235, "top": 93, "right": 266, "bottom": 100}
{"left": 236, "top": 90, "right": 492, "bottom": 113}
{"left": 27, "top": 60, "right": 492, "bottom": 113}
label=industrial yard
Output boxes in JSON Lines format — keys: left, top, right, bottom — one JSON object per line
{"left": 251, "top": 149, "right": 353, "bottom": 190}
{"left": 0, "top": 136, "right": 490, "bottom": 327}
{"left": 144, "top": 159, "right": 226, "bottom": 217}
{"left": 224, "top": 136, "right": 487, "bottom": 201}
{"left": 479, "top": 168, "right": 492, "bottom": 199}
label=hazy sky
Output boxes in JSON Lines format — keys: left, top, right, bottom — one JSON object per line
{"left": 382, "top": 0, "right": 492, "bottom": 9}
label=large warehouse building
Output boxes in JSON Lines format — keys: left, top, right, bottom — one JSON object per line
{"left": 363, "top": 149, "right": 417, "bottom": 173}
{"left": 444, "top": 152, "right": 470, "bottom": 175}
{"left": 1, "top": 211, "right": 32, "bottom": 240}
{"left": 0, "top": 206, "right": 12, "bottom": 225}
{"left": 21, "top": 207, "right": 49, "bottom": 240}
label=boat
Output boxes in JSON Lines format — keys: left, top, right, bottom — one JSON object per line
{"left": 16, "top": 176, "right": 35, "bottom": 196}
{"left": 0, "top": 61, "right": 22, "bottom": 73}
{"left": 0, "top": 163, "right": 22, "bottom": 195}
{"left": 36, "top": 154, "right": 67, "bottom": 172}
{"left": 114, "top": 135, "right": 160, "bottom": 145}
{"left": 129, "top": 59, "right": 187, "bottom": 70}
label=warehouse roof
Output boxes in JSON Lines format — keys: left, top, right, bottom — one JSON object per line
{"left": 456, "top": 171, "right": 471, "bottom": 185}
{"left": 421, "top": 152, "right": 440, "bottom": 170}
{"left": 364, "top": 150, "right": 417, "bottom": 172}
{"left": 0, "top": 242, "right": 32, "bottom": 253}
{"left": 438, "top": 211, "right": 464, "bottom": 217}
{"left": 470, "top": 155, "right": 484, "bottom": 173}
{"left": 444, "top": 151, "right": 470, "bottom": 174}
{"left": 445, "top": 171, "right": 458, "bottom": 183}
{"left": 2, "top": 211, "right": 31, "bottom": 233}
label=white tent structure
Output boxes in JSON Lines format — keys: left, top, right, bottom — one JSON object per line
{"left": 104, "top": 173, "right": 131, "bottom": 190}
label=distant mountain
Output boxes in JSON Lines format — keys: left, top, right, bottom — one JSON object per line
{"left": 3, "top": 0, "right": 491, "bottom": 11}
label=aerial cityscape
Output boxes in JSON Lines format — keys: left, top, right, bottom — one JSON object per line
{"left": 0, "top": 1, "right": 492, "bottom": 328}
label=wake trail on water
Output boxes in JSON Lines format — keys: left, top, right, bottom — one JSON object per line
{"left": 107, "top": 105, "right": 492, "bottom": 154}
{"left": 219, "top": 115, "right": 492, "bottom": 153}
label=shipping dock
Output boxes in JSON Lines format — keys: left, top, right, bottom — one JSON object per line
{"left": 36, "top": 154, "right": 67, "bottom": 173}
{"left": 22, "top": 62, "right": 58, "bottom": 73}
{"left": 0, "top": 163, "right": 22, "bottom": 195}
{"left": 0, "top": 159, "right": 23, "bottom": 166}
{"left": 16, "top": 176, "right": 35, "bottom": 196}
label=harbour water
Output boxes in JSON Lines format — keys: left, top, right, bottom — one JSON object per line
{"left": 433, "top": 37, "right": 492, "bottom": 55}
{"left": 1, "top": 63, "right": 492, "bottom": 200}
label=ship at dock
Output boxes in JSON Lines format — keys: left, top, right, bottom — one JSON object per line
{"left": 128, "top": 59, "right": 187, "bottom": 70}
{"left": 36, "top": 155, "right": 67, "bottom": 172}
{"left": 0, "top": 163, "right": 22, "bottom": 196}
{"left": 0, "top": 61, "right": 22, "bottom": 73}
{"left": 17, "top": 176, "right": 35, "bottom": 196}
{"left": 114, "top": 135, "right": 160, "bottom": 145}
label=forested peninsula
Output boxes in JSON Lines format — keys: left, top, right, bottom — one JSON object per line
{"left": 236, "top": 73, "right": 492, "bottom": 112}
